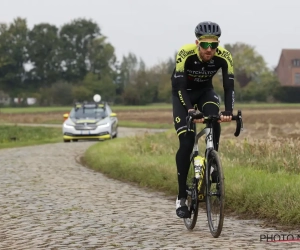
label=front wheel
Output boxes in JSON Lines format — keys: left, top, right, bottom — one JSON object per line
{"left": 205, "top": 150, "right": 225, "bottom": 238}
{"left": 184, "top": 160, "right": 199, "bottom": 230}
{"left": 113, "top": 127, "right": 118, "bottom": 138}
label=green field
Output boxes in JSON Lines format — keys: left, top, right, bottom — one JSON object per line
{"left": 0, "top": 104, "right": 172, "bottom": 113}
{"left": 0, "top": 125, "right": 62, "bottom": 149}
{"left": 1, "top": 102, "right": 300, "bottom": 114}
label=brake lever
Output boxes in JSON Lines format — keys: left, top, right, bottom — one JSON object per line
{"left": 186, "top": 116, "right": 192, "bottom": 132}
{"left": 234, "top": 110, "right": 243, "bottom": 137}
{"left": 240, "top": 115, "right": 244, "bottom": 132}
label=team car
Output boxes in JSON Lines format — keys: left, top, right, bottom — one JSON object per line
{"left": 62, "top": 100, "right": 118, "bottom": 142}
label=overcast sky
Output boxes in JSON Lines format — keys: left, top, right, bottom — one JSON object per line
{"left": 1, "top": 0, "right": 299, "bottom": 69}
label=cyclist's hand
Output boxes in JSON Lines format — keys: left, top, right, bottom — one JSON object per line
{"left": 219, "top": 111, "right": 232, "bottom": 123}
{"left": 188, "top": 109, "right": 204, "bottom": 123}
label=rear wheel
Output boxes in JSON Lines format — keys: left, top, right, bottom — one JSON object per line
{"left": 63, "top": 139, "right": 70, "bottom": 143}
{"left": 205, "top": 150, "right": 225, "bottom": 238}
{"left": 184, "top": 159, "right": 199, "bottom": 230}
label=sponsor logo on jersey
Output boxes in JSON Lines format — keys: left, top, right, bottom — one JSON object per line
{"left": 178, "top": 49, "right": 195, "bottom": 59}
{"left": 176, "top": 58, "right": 182, "bottom": 63}
{"left": 217, "top": 49, "right": 233, "bottom": 67}
{"left": 178, "top": 90, "right": 186, "bottom": 105}
{"left": 187, "top": 69, "right": 218, "bottom": 75}
{"left": 174, "top": 73, "right": 183, "bottom": 78}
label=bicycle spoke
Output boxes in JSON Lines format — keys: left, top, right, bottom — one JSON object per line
{"left": 206, "top": 150, "right": 225, "bottom": 238}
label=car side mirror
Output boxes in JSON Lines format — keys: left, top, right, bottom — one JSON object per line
{"left": 110, "top": 112, "right": 117, "bottom": 117}
{"left": 63, "top": 113, "right": 69, "bottom": 121}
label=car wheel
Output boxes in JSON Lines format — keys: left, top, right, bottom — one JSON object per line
{"left": 64, "top": 139, "right": 71, "bottom": 143}
{"left": 113, "top": 129, "right": 118, "bottom": 138}
{"left": 72, "top": 139, "right": 78, "bottom": 142}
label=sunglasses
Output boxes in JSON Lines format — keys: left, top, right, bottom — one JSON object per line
{"left": 199, "top": 42, "right": 219, "bottom": 49}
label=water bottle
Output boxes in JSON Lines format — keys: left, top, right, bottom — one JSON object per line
{"left": 194, "top": 155, "right": 203, "bottom": 179}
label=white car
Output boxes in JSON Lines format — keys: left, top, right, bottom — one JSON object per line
{"left": 62, "top": 101, "right": 118, "bottom": 142}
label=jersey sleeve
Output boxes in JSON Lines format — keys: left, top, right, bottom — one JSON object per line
{"left": 172, "top": 45, "right": 196, "bottom": 110}
{"left": 216, "top": 48, "right": 235, "bottom": 112}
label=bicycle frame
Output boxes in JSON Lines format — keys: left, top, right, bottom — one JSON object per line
{"left": 194, "top": 124, "right": 215, "bottom": 158}
{"left": 190, "top": 122, "right": 215, "bottom": 201}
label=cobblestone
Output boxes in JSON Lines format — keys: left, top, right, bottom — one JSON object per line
{"left": 0, "top": 131, "right": 299, "bottom": 249}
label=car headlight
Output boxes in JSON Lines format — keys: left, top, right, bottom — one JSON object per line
{"left": 64, "top": 121, "right": 75, "bottom": 127}
{"left": 96, "top": 122, "right": 110, "bottom": 128}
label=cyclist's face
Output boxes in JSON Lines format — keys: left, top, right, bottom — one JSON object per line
{"left": 196, "top": 38, "right": 219, "bottom": 62}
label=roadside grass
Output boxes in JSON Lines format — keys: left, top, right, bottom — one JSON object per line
{"left": 0, "top": 120, "right": 171, "bottom": 129}
{"left": 119, "top": 121, "right": 172, "bottom": 129}
{"left": 222, "top": 138, "right": 300, "bottom": 173}
{"left": 84, "top": 131, "right": 300, "bottom": 226}
{"left": 0, "top": 125, "right": 62, "bottom": 149}
{"left": 223, "top": 164, "right": 300, "bottom": 224}
{"left": 83, "top": 130, "right": 178, "bottom": 195}
{"left": 0, "top": 106, "right": 71, "bottom": 114}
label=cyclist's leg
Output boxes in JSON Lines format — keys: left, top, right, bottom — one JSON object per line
{"left": 198, "top": 89, "right": 221, "bottom": 151}
{"left": 172, "top": 93, "right": 195, "bottom": 200}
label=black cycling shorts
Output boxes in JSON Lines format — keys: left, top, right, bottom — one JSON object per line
{"left": 172, "top": 88, "right": 220, "bottom": 136}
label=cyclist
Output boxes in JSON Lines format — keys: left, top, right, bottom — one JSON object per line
{"left": 171, "top": 21, "right": 235, "bottom": 218}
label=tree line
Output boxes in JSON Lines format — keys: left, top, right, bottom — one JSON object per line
{"left": 0, "top": 17, "right": 297, "bottom": 106}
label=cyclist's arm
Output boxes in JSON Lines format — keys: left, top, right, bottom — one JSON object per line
{"left": 172, "top": 50, "right": 193, "bottom": 110}
{"left": 221, "top": 53, "right": 235, "bottom": 113}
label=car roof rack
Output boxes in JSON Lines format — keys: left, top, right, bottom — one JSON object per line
{"left": 74, "top": 101, "right": 107, "bottom": 110}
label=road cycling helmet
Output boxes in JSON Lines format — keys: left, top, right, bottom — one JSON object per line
{"left": 195, "top": 21, "right": 221, "bottom": 39}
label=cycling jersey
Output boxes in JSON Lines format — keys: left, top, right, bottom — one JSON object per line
{"left": 171, "top": 44, "right": 234, "bottom": 112}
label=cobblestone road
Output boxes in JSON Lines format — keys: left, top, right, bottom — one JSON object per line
{"left": 0, "top": 129, "right": 299, "bottom": 249}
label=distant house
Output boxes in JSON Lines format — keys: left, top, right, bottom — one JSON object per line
{"left": 275, "top": 49, "right": 300, "bottom": 87}
{"left": 0, "top": 90, "right": 10, "bottom": 105}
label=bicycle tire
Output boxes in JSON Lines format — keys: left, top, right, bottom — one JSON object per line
{"left": 205, "top": 150, "right": 225, "bottom": 238}
{"left": 184, "top": 159, "right": 199, "bottom": 230}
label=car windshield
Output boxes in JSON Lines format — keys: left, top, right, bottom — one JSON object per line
{"left": 70, "top": 107, "right": 106, "bottom": 119}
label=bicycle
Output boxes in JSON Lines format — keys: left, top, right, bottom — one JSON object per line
{"left": 183, "top": 110, "right": 243, "bottom": 238}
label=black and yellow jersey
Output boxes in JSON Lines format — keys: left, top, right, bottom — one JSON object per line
{"left": 171, "top": 43, "right": 234, "bottom": 112}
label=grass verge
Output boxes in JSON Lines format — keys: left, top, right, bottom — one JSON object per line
{"left": 118, "top": 121, "right": 172, "bottom": 129}
{"left": 0, "top": 125, "right": 62, "bottom": 149}
{"left": 84, "top": 131, "right": 300, "bottom": 227}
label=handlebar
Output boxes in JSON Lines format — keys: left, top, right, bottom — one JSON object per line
{"left": 186, "top": 110, "right": 243, "bottom": 137}
{"left": 232, "top": 110, "right": 243, "bottom": 137}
